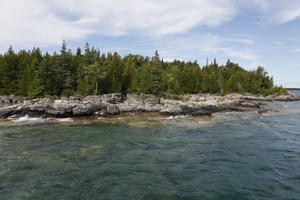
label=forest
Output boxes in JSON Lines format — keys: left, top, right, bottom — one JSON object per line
{"left": 0, "top": 42, "right": 287, "bottom": 99}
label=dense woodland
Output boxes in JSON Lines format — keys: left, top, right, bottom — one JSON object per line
{"left": 0, "top": 42, "right": 286, "bottom": 99}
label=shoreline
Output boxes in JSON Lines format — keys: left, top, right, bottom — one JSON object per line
{"left": 1, "top": 93, "right": 299, "bottom": 120}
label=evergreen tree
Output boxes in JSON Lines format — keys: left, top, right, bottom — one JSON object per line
{"left": 0, "top": 44, "right": 287, "bottom": 97}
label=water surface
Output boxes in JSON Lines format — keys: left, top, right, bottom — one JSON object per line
{"left": 0, "top": 102, "right": 300, "bottom": 200}
{"left": 288, "top": 89, "right": 300, "bottom": 95}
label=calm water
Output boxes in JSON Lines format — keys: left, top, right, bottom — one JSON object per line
{"left": 289, "top": 89, "right": 300, "bottom": 95}
{"left": 1, "top": 102, "right": 300, "bottom": 200}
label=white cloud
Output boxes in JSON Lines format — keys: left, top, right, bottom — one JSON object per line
{"left": 151, "top": 34, "right": 257, "bottom": 61}
{"left": 0, "top": 0, "right": 237, "bottom": 51}
{"left": 251, "top": 0, "right": 300, "bottom": 24}
{"left": 1, "top": 0, "right": 300, "bottom": 55}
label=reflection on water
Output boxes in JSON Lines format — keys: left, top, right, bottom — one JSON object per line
{"left": 0, "top": 102, "right": 300, "bottom": 200}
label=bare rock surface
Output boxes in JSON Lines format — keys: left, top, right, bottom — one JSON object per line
{"left": 0, "top": 93, "right": 299, "bottom": 119}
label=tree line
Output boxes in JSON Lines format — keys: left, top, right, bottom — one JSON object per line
{"left": 0, "top": 42, "right": 286, "bottom": 99}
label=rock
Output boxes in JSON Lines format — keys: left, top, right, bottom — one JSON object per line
{"left": 69, "top": 96, "right": 82, "bottom": 101}
{"left": 102, "top": 93, "right": 125, "bottom": 104}
{"left": 83, "top": 95, "right": 102, "bottom": 104}
{"left": 60, "top": 96, "right": 69, "bottom": 101}
{"left": 239, "top": 101, "right": 260, "bottom": 108}
{"left": 257, "top": 108, "right": 270, "bottom": 114}
{"left": 52, "top": 100, "right": 76, "bottom": 112}
{"left": 225, "top": 93, "right": 244, "bottom": 99}
{"left": 0, "top": 96, "right": 11, "bottom": 105}
{"left": 72, "top": 104, "right": 93, "bottom": 116}
{"left": 0, "top": 93, "right": 299, "bottom": 119}
{"left": 29, "top": 98, "right": 53, "bottom": 112}
{"left": 0, "top": 105, "right": 23, "bottom": 118}
{"left": 127, "top": 94, "right": 142, "bottom": 101}
{"left": 144, "top": 97, "right": 160, "bottom": 105}
{"left": 46, "top": 110, "right": 67, "bottom": 116}
{"left": 95, "top": 111, "right": 107, "bottom": 116}
{"left": 107, "top": 105, "right": 120, "bottom": 115}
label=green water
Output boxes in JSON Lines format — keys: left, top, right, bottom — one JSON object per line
{"left": 1, "top": 102, "right": 300, "bottom": 200}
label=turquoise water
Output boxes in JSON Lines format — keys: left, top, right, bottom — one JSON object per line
{"left": 1, "top": 102, "right": 300, "bottom": 200}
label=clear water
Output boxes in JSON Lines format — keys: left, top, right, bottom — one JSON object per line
{"left": 0, "top": 102, "right": 300, "bottom": 200}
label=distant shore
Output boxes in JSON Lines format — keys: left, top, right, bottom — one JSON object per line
{"left": 1, "top": 93, "right": 300, "bottom": 120}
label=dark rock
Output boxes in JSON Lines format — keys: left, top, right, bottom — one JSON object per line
{"left": 257, "top": 108, "right": 270, "bottom": 114}
{"left": 95, "top": 111, "right": 107, "bottom": 116}
{"left": 0, "top": 106, "right": 23, "bottom": 118}
{"left": 46, "top": 110, "right": 72, "bottom": 117}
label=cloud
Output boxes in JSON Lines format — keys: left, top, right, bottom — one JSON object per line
{"left": 251, "top": 0, "right": 300, "bottom": 24}
{"left": 0, "top": 0, "right": 92, "bottom": 51}
{"left": 0, "top": 0, "right": 237, "bottom": 51}
{"left": 147, "top": 34, "right": 257, "bottom": 62}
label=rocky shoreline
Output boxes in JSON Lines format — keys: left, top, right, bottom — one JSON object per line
{"left": 0, "top": 93, "right": 300, "bottom": 119}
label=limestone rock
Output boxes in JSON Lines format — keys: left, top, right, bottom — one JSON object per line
{"left": 107, "top": 105, "right": 120, "bottom": 115}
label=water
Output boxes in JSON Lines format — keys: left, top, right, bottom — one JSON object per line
{"left": 288, "top": 89, "right": 300, "bottom": 95}
{"left": 1, "top": 102, "right": 300, "bottom": 200}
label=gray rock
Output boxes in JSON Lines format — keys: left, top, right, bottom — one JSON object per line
{"left": 0, "top": 96, "right": 11, "bottom": 104}
{"left": 107, "top": 105, "right": 120, "bottom": 115}
{"left": 144, "top": 97, "right": 160, "bottom": 105}
{"left": 52, "top": 100, "right": 76, "bottom": 112}
{"left": 29, "top": 98, "right": 53, "bottom": 112}
{"left": 83, "top": 95, "right": 102, "bottom": 104}
{"left": 72, "top": 104, "right": 93, "bottom": 116}
{"left": 102, "top": 93, "right": 125, "bottom": 104}
{"left": 239, "top": 101, "right": 260, "bottom": 108}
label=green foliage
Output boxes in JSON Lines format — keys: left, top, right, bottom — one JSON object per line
{"left": 0, "top": 43, "right": 287, "bottom": 98}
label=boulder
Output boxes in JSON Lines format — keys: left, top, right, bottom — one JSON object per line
{"left": 72, "top": 104, "right": 93, "bottom": 116}
{"left": 107, "top": 105, "right": 120, "bottom": 115}
{"left": 102, "top": 93, "right": 125, "bottom": 104}
{"left": 0, "top": 96, "right": 11, "bottom": 105}
{"left": 0, "top": 105, "right": 23, "bottom": 118}
{"left": 52, "top": 100, "right": 76, "bottom": 112}
{"left": 29, "top": 98, "right": 53, "bottom": 112}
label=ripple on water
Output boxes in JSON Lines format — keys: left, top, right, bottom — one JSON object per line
{"left": 0, "top": 102, "right": 300, "bottom": 199}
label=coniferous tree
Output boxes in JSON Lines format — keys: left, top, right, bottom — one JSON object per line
{"left": 0, "top": 42, "right": 287, "bottom": 97}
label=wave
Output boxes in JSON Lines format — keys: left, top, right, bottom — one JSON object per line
{"left": 54, "top": 118, "right": 74, "bottom": 122}
{"left": 13, "top": 115, "right": 45, "bottom": 122}
{"left": 165, "top": 115, "right": 188, "bottom": 120}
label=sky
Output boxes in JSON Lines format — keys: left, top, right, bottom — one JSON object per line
{"left": 1, "top": 0, "right": 300, "bottom": 88}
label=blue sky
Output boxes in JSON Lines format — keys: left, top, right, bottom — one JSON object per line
{"left": 1, "top": 0, "right": 300, "bottom": 87}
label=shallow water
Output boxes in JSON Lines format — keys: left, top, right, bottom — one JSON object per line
{"left": 0, "top": 102, "right": 300, "bottom": 200}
